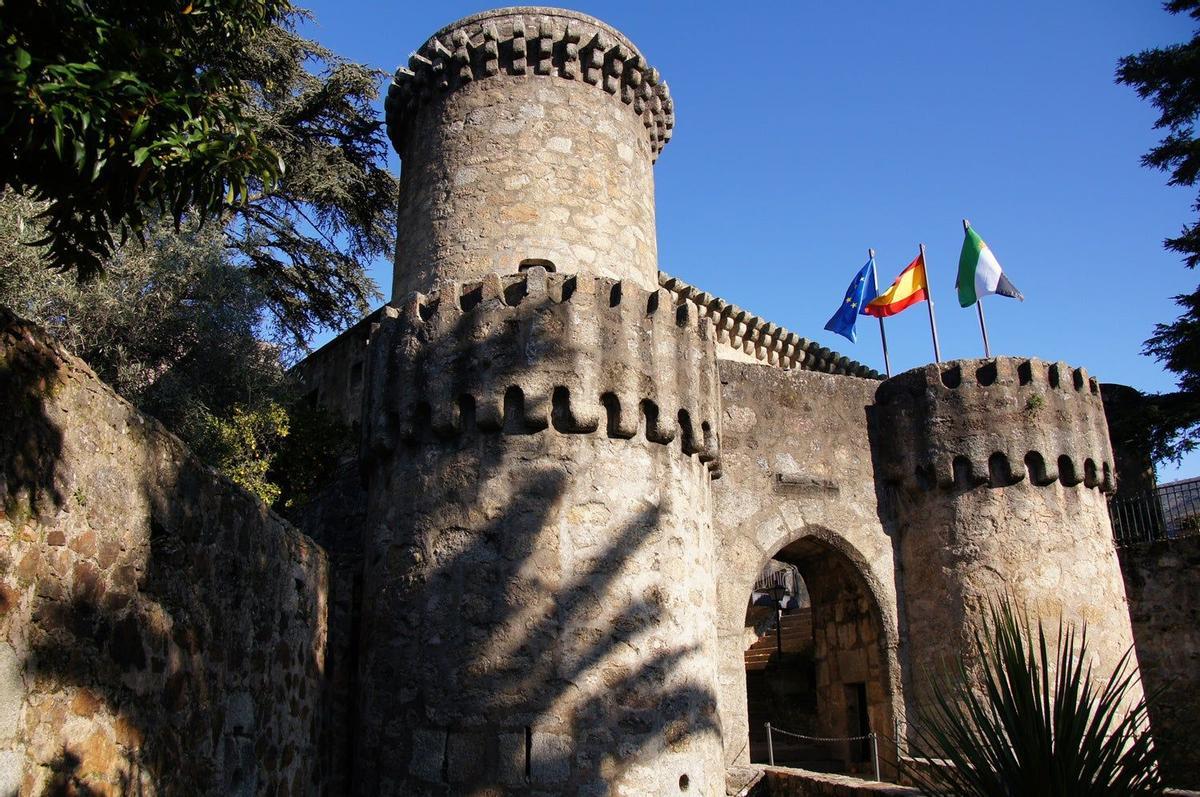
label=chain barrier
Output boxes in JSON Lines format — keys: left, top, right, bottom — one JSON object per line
{"left": 764, "top": 721, "right": 881, "bottom": 782}
{"left": 767, "top": 726, "right": 874, "bottom": 742}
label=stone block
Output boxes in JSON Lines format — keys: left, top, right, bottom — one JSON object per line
{"left": 446, "top": 731, "right": 487, "bottom": 784}
{"left": 0, "top": 749, "right": 19, "bottom": 795}
{"left": 408, "top": 727, "right": 447, "bottom": 783}
{"left": 497, "top": 731, "right": 526, "bottom": 788}
{"left": 0, "top": 643, "right": 21, "bottom": 742}
{"left": 529, "top": 731, "right": 571, "bottom": 786}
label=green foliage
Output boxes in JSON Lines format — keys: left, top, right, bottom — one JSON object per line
{"left": 0, "top": 0, "right": 290, "bottom": 277}
{"left": 1117, "top": 1, "right": 1200, "bottom": 462}
{"left": 223, "top": 17, "right": 394, "bottom": 348}
{"left": 1, "top": 3, "right": 393, "bottom": 347}
{"left": 191, "top": 401, "right": 289, "bottom": 505}
{"left": 0, "top": 0, "right": 390, "bottom": 506}
{"left": 905, "top": 598, "right": 1161, "bottom": 796}
{"left": 0, "top": 191, "right": 350, "bottom": 508}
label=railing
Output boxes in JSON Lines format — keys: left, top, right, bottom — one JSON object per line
{"left": 764, "top": 722, "right": 880, "bottom": 782}
{"left": 1109, "top": 479, "right": 1200, "bottom": 546}
{"left": 754, "top": 562, "right": 799, "bottom": 595}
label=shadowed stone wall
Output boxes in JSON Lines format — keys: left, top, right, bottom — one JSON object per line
{"left": 355, "top": 269, "right": 725, "bottom": 795}
{"left": 1118, "top": 537, "right": 1200, "bottom": 789}
{"left": 0, "top": 309, "right": 328, "bottom": 795}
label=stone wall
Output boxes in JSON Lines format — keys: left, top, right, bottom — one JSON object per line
{"left": 759, "top": 767, "right": 918, "bottom": 797}
{"left": 712, "top": 362, "right": 901, "bottom": 771}
{"left": 0, "top": 309, "right": 328, "bottom": 795}
{"left": 1118, "top": 537, "right": 1200, "bottom": 789}
{"left": 287, "top": 464, "right": 366, "bottom": 796}
{"left": 292, "top": 308, "right": 381, "bottom": 435}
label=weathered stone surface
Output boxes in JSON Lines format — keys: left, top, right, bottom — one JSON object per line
{"left": 0, "top": 309, "right": 329, "bottom": 795}
{"left": 1119, "top": 537, "right": 1200, "bottom": 789}
{"left": 1, "top": 5, "right": 1179, "bottom": 795}
{"left": 711, "top": 363, "right": 901, "bottom": 774}
{"left": 761, "top": 765, "right": 919, "bottom": 796}
{"left": 388, "top": 8, "right": 666, "bottom": 299}
{"left": 875, "top": 357, "right": 1139, "bottom": 742}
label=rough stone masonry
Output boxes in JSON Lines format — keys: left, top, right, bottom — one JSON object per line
{"left": 1, "top": 4, "right": 1192, "bottom": 796}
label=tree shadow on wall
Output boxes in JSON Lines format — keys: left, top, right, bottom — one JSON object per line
{"left": 355, "top": 442, "right": 722, "bottom": 795}
{"left": 3, "top": 307, "right": 326, "bottom": 796}
{"left": 1, "top": 310, "right": 66, "bottom": 519}
{"left": 349, "top": 289, "right": 723, "bottom": 794}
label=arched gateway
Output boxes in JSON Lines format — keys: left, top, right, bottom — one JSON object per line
{"left": 742, "top": 537, "right": 894, "bottom": 774}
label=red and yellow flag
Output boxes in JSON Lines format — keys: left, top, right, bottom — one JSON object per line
{"left": 863, "top": 252, "right": 929, "bottom": 317}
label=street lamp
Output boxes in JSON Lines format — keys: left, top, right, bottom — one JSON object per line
{"left": 767, "top": 582, "right": 787, "bottom": 655}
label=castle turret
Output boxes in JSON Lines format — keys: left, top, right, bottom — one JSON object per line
{"left": 874, "top": 358, "right": 1141, "bottom": 736}
{"left": 385, "top": 7, "right": 672, "bottom": 298}
{"left": 358, "top": 9, "right": 725, "bottom": 794}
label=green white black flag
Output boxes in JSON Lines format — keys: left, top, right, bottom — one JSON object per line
{"left": 957, "top": 226, "right": 1023, "bottom": 307}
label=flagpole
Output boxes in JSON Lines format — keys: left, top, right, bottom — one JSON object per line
{"left": 964, "top": 219, "right": 992, "bottom": 357}
{"left": 919, "top": 243, "right": 942, "bottom": 363}
{"left": 870, "top": 248, "right": 892, "bottom": 377}
{"left": 976, "top": 299, "right": 992, "bottom": 358}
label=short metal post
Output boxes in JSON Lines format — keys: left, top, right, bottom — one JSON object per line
{"left": 870, "top": 732, "right": 880, "bottom": 781}
{"left": 766, "top": 722, "right": 774, "bottom": 766}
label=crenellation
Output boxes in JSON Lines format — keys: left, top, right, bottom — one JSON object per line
{"left": 387, "top": 9, "right": 674, "bottom": 162}
{"left": 660, "top": 271, "right": 884, "bottom": 377}
{"left": 899, "top": 449, "right": 1119, "bottom": 494}
{"left": 366, "top": 268, "right": 723, "bottom": 475}
{"left": 876, "top": 358, "right": 1117, "bottom": 496}
{"left": 4, "top": 7, "right": 1175, "bottom": 792}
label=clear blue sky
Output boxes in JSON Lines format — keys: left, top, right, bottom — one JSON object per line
{"left": 298, "top": 2, "right": 1198, "bottom": 480}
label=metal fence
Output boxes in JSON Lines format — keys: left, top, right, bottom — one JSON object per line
{"left": 1109, "top": 479, "right": 1200, "bottom": 546}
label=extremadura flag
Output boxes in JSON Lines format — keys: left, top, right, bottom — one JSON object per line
{"left": 957, "top": 226, "right": 1023, "bottom": 307}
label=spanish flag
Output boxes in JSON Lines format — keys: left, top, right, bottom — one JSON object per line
{"left": 863, "top": 252, "right": 929, "bottom": 318}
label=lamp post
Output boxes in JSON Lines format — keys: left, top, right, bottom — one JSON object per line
{"left": 767, "top": 582, "right": 787, "bottom": 655}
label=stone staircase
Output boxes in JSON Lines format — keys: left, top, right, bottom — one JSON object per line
{"left": 744, "top": 609, "right": 842, "bottom": 772}
{"left": 744, "top": 609, "right": 813, "bottom": 671}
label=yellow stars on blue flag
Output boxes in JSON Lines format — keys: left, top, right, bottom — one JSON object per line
{"left": 824, "top": 258, "right": 879, "bottom": 343}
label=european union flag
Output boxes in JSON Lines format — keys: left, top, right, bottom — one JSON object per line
{"left": 823, "top": 258, "right": 878, "bottom": 343}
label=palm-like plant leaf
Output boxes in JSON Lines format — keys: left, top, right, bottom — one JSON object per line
{"left": 904, "top": 598, "right": 1161, "bottom": 796}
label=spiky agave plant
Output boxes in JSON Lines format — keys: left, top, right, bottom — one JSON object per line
{"left": 904, "top": 598, "right": 1161, "bottom": 796}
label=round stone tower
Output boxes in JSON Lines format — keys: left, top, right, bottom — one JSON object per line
{"left": 874, "top": 358, "right": 1141, "bottom": 737}
{"left": 360, "top": 9, "right": 724, "bottom": 795}
{"left": 385, "top": 7, "right": 673, "bottom": 298}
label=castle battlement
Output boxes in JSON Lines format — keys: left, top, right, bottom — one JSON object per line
{"left": 364, "top": 266, "right": 722, "bottom": 475}
{"left": 386, "top": 7, "right": 674, "bottom": 161}
{"left": 660, "top": 272, "right": 884, "bottom": 377}
{"left": 875, "top": 356, "right": 1115, "bottom": 494}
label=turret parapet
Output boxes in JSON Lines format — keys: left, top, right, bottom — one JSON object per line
{"left": 875, "top": 357, "right": 1115, "bottom": 493}
{"left": 659, "top": 272, "right": 885, "bottom": 378}
{"left": 385, "top": 7, "right": 674, "bottom": 161}
{"left": 364, "top": 266, "right": 722, "bottom": 475}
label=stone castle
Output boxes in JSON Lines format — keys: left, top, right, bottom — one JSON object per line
{"left": 0, "top": 6, "right": 1196, "bottom": 796}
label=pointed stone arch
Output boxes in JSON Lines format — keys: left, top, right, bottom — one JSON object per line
{"left": 715, "top": 512, "right": 902, "bottom": 774}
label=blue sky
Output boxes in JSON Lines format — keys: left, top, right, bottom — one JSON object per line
{"left": 298, "top": 2, "right": 1198, "bottom": 479}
